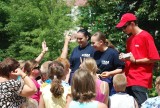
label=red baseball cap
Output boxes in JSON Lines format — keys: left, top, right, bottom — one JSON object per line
{"left": 116, "top": 13, "right": 137, "bottom": 28}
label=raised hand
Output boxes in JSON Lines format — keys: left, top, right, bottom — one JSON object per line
{"left": 42, "top": 40, "right": 48, "bottom": 53}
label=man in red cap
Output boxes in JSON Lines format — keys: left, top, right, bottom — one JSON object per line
{"left": 116, "top": 13, "right": 160, "bottom": 107}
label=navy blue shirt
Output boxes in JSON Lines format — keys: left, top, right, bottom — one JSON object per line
{"left": 69, "top": 43, "right": 95, "bottom": 74}
{"left": 94, "top": 48, "right": 125, "bottom": 83}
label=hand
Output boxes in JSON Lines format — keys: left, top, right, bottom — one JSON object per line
{"left": 42, "top": 40, "right": 48, "bottom": 52}
{"left": 119, "top": 53, "right": 125, "bottom": 60}
{"left": 100, "top": 72, "right": 110, "bottom": 78}
{"left": 65, "top": 35, "right": 71, "bottom": 43}
{"left": 11, "top": 68, "right": 24, "bottom": 76}
{"left": 128, "top": 52, "right": 136, "bottom": 63}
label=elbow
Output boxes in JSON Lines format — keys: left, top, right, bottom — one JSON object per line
{"left": 29, "top": 88, "right": 37, "bottom": 96}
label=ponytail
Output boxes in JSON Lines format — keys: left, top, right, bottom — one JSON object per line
{"left": 105, "top": 39, "right": 115, "bottom": 49}
{"left": 50, "top": 77, "right": 64, "bottom": 98}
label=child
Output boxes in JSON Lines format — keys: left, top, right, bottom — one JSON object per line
{"left": 39, "top": 61, "right": 70, "bottom": 108}
{"left": 141, "top": 76, "right": 160, "bottom": 108}
{"left": 66, "top": 68, "right": 107, "bottom": 108}
{"left": 80, "top": 57, "right": 109, "bottom": 105}
{"left": 109, "top": 74, "right": 138, "bottom": 108}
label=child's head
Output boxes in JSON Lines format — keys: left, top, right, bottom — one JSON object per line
{"left": 155, "top": 76, "right": 160, "bottom": 95}
{"left": 23, "top": 60, "right": 40, "bottom": 77}
{"left": 56, "top": 57, "right": 70, "bottom": 77}
{"left": 80, "top": 58, "right": 98, "bottom": 75}
{"left": 40, "top": 61, "right": 52, "bottom": 82}
{"left": 113, "top": 74, "right": 127, "bottom": 92}
{"left": 49, "top": 61, "right": 65, "bottom": 98}
{"left": 71, "top": 68, "right": 96, "bottom": 102}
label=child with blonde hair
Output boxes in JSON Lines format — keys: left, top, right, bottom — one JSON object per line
{"left": 109, "top": 74, "right": 138, "bottom": 108}
{"left": 80, "top": 57, "right": 109, "bottom": 105}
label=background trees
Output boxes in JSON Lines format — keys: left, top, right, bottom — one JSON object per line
{"left": 0, "top": 0, "right": 74, "bottom": 61}
{"left": 0, "top": 0, "right": 160, "bottom": 96}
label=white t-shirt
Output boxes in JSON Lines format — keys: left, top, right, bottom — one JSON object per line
{"left": 109, "top": 92, "right": 136, "bottom": 108}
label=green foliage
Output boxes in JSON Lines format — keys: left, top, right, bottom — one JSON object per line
{"left": 0, "top": 0, "right": 73, "bottom": 61}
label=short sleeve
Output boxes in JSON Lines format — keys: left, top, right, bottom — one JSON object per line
{"left": 113, "top": 50, "right": 125, "bottom": 69}
{"left": 145, "top": 33, "right": 160, "bottom": 60}
{"left": 14, "top": 79, "right": 24, "bottom": 94}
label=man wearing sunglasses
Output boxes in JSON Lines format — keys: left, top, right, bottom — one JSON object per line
{"left": 116, "top": 13, "right": 160, "bottom": 107}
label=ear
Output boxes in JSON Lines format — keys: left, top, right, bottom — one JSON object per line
{"left": 99, "top": 40, "right": 104, "bottom": 45}
{"left": 86, "top": 36, "right": 89, "bottom": 40}
{"left": 131, "top": 22, "right": 135, "bottom": 26}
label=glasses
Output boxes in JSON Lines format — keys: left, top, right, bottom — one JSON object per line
{"left": 122, "top": 22, "right": 131, "bottom": 30}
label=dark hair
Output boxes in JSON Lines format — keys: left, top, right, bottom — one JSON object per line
{"left": 0, "top": 57, "right": 20, "bottom": 78}
{"left": 71, "top": 68, "right": 96, "bottom": 102}
{"left": 78, "top": 29, "right": 91, "bottom": 41}
{"left": 92, "top": 31, "right": 115, "bottom": 48}
{"left": 23, "top": 59, "right": 38, "bottom": 75}
{"left": 49, "top": 64, "right": 65, "bottom": 98}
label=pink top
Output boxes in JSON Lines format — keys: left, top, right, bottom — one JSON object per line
{"left": 95, "top": 79, "right": 106, "bottom": 102}
{"left": 30, "top": 79, "right": 41, "bottom": 103}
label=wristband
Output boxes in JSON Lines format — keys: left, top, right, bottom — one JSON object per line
{"left": 22, "top": 74, "right": 27, "bottom": 79}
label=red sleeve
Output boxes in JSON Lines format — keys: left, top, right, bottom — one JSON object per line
{"left": 145, "top": 33, "right": 160, "bottom": 60}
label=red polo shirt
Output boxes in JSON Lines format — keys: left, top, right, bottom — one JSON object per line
{"left": 125, "top": 30, "right": 160, "bottom": 88}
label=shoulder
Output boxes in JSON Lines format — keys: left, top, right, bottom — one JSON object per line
{"left": 106, "top": 48, "right": 119, "bottom": 57}
{"left": 98, "top": 102, "right": 107, "bottom": 108}
{"left": 72, "top": 46, "right": 79, "bottom": 52}
{"left": 139, "top": 30, "right": 153, "bottom": 40}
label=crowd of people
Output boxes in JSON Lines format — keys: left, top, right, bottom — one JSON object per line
{"left": 0, "top": 13, "right": 160, "bottom": 108}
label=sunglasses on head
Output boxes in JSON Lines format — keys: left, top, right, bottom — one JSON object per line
{"left": 33, "top": 66, "right": 40, "bottom": 70}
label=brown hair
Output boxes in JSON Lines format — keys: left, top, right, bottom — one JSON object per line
{"left": 71, "top": 68, "right": 96, "bottom": 102}
{"left": 23, "top": 59, "right": 38, "bottom": 75}
{"left": 49, "top": 61, "right": 65, "bottom": 98}
{"left": 80, "top": 58, "right": 98, "bottom": 75}
{"left": 92, "top": 31, "right": 115, "bottom": 48}
{"left": 0, "top": 57, "right": 20, "bottom": 78}
{"left": 155, "top": 76, "right": 160, "bottom": 92}
{"left": 113, "top": 74, "right": 127, "bottom": 92}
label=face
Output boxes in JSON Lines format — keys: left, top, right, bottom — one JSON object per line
{"left": 91, "top": 36, "right": 102, "bottom": 51}
{"left": 76, "top": 32, "right": 88, "bottom": 47}
{"left": 32, "top": 68, "right": 40, "bottom": 78}
{"left": 122, "top": 22, "right": 133, "bottom": 35}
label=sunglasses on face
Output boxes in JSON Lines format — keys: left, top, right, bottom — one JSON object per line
{"left": 121, "top": 22, "right": 131, "bottom": 30}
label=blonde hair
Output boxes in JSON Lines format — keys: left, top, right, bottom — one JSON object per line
{"left": 40, "top": 61, "right": 52, "bottom": 74}
{"left": 113, "top": 74, "right": 127, "bottom": 92}
{"left": 80, "top": 58, "right": 98, "bottom": 75}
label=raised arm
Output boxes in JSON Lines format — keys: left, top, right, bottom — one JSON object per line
{"left": 11, "top": 68, "right": 37, "bottom": 97}
{"left": 60, "top": 35, "right": 71, "bottom": 59}
{"left": 35, "top": 40, "right": 48, "bottom": 63}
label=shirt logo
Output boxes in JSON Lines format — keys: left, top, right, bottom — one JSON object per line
{"left": 101, "top": 60, "right": 109, "bottom": 65}
{"left": 82, "top": 54, "right": 91, "bottom": 57}
{"left": 135, "top": 44, "right": 139, "bottom": 47}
